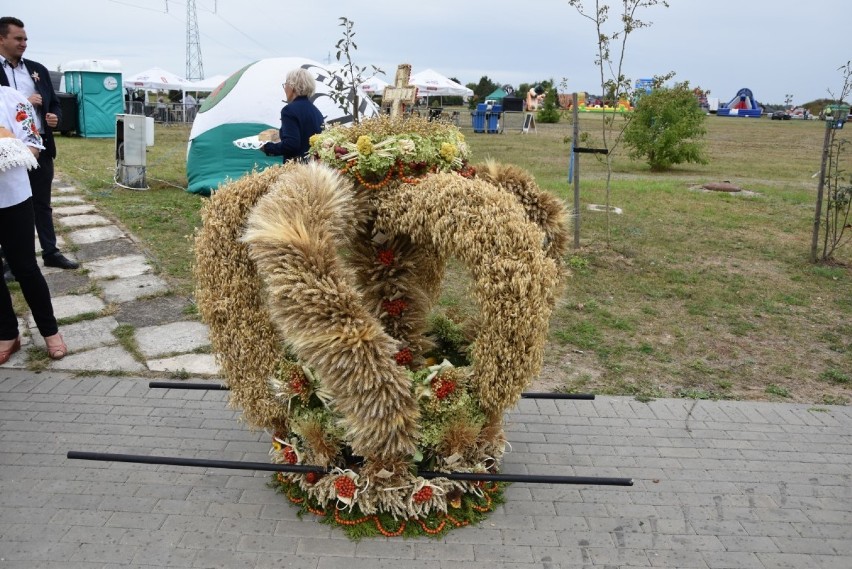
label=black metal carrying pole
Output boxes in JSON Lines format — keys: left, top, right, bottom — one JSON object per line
{"left": 67, "top": 451, "right": 633, "bottom": 486}
{"left": 147, "top": 381, "right": 595, "bottom": 400}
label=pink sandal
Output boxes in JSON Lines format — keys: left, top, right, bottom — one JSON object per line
{"left": 44, "top": 334, "right": 67, "bottom": 360}
{"left": 0, "top": 336, "right": 21, "bottom": 365}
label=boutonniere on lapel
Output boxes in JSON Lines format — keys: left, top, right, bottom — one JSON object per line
{"left": 31, "top": 71, "right": 40, "bottom": 83}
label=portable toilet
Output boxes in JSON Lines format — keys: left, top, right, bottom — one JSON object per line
{"left": 63, "top": 59, "right": 123, "bottom": 138}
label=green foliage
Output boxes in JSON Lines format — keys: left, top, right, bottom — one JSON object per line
{"left": 820, "top": 369, "right": 850, "bottom": 384}
{"left": 466, "top": 75, "right": 500, "bottom": 109}
{"left": 537, "top": 82, "right": 561, "bottom": 124}
{"left": 765, "top": 384, "right": 790, "bottom": 397}
{"left": 623, "top": 81, "right": 708, "bottom": 171}
{"left": 329, "top": 17, "right": 383, "bottom": 124}
{"left": 425, "top": 313, "right": 470, "bottom": 366}
{"left": 566, "top": 0, "right": 672, "bottom": 243}
{"left": 812, "top": 61, "right": 851, "bottom": 262}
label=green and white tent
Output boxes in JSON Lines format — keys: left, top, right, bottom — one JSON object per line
{"left": 186, "top": 57, "right": 380, "bottom": 196}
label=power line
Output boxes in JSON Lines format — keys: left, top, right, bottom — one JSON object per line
{"left": 211, "top": 11, "right": 276, "bottom": 56}
{"left": 107, "top": 0, "right": 167, "bottom": 13}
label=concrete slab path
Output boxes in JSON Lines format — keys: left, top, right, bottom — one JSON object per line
{"left": 1, "top": 369, "right": 850, "bottom": 568}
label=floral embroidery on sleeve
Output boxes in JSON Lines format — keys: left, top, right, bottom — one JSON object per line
{"left": 15, "top": 101, "right": 42, "bottom": 147}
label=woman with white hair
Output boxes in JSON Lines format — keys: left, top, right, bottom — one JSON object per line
{"left": 261, "top": 68, "right": 324, "bottom": 163}
{"left": 0, "top": 86, "right": 66, "bottom": 364}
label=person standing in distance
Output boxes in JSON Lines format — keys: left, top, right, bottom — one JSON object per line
{"left": 261, "top": 68, "right": 324, "bottom": 163}
{"left": 0, "top": 17, "right": 79, "bottom": 273}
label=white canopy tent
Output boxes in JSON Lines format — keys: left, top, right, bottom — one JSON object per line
{"left": 123, "top": 67, "right": 198, "bottom": 121}
{"left": 360, "top": 75, "right": 390, "bottom": 96}
{"left": 409, "top": 69, "right": 473, "bottom": 105}
{"left": 123, "top": 67, "right": 190, "bottom": 91}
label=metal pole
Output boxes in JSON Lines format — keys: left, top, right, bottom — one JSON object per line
{"left": 572, "top": 92, "right": 581, "bottom": 249}
{"left": 521, "top": 392, "right": 594, "bottom": 400}
{"left": 148, "top": 382, "right": 595, "bottom": 400}
{"left": 67, "top": 451, "right": 632, "bottom": 486}
{"left": 149, "top": 381, "right": 229, "bottom": 390}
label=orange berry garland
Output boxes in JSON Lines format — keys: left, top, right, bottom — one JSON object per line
{"left": 349, "top": 162, "right": 395, "bottom": 190}
{"left": 415, "top": 518, "right": 446, "bottom": 535}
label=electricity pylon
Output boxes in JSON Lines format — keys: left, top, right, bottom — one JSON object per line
{"left": 185, "top": 0, "right": 204, "bottom": 80}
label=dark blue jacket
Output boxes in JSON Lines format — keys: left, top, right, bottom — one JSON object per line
{"left": 263, "top": 95, "right": 324, "bottom": 162}
{"left": 0, "top": 58, "right": 61, "bottom": 159}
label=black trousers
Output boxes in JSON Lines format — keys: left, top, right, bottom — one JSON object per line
{"left": 0, "top": 198, "right": 58, "bottom": 341}
{"left": 28, "top": 152, "right": 58, "bottom": 259}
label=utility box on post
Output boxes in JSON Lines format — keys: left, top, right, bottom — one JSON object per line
{"left": 115, "top": 114, "right": 153, "bottom": 189}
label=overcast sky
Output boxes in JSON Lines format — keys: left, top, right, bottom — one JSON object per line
{"left": 10, "top": 0, "right": 850, "bottom": 105}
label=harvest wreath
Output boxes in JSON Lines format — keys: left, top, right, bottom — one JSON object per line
{"left": 193, "top": 115, "right": 569, "bottom": 536}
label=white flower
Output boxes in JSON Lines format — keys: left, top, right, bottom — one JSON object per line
{"left": 397, "top": 138, "right": 416, "bottom": 155}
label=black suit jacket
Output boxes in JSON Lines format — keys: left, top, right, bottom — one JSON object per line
{"left": 0, "top": 58, "right": 61, "bottom": 159}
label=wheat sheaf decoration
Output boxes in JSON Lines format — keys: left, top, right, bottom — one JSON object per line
{"left": 193, "top": 116, "right": 569, "bottom": 534}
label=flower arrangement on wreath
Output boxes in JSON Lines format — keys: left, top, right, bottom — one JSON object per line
{"left": 309, "top": 115, "right": 475, "bottom": 187}
{"left": 193, "top": 115, "right": 570, "bottom": 536}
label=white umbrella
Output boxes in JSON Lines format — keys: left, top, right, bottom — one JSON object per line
{"left": 123, "top": 67, "right": 190, "bottom": 91}
{"left": 360, "top": 76, "right": 390, "bottom": 95}
{"left": 409, "top": 69, "right": 473, "bottom": 107}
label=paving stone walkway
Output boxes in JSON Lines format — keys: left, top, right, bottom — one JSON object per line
{"left": 1, "top": 178, "right": 851, "bottom": 568}
{"left": 4, "top": 177, "right": 218, "bottom": 377}
{"left": 0, "top": 370, "right": 850, "bottom": 568}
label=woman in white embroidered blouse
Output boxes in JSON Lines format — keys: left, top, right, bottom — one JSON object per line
{"left": 0, "top": 85, "right": 66, "bottom": 363}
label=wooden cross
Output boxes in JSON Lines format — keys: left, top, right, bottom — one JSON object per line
{"left": 381, "top": 64, "right": 417, "bottom": 118}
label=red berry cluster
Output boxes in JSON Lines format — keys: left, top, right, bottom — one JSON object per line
{"left": 412, "top": 485, "right": 433, "bottom": 504}
{"left": 282, "top": 447, "right": 298, "bottom": 464}
{"left": 289, "top": 369, "right": 309, "bottom": 394}
{"left": 334, "top": 476, "right": 357, "bottom": 499}
{"left": 382, "top": 298, "right": 407, "bottom": 317}
{"left": 334, "top": 145, "right": 348, "bottom": 157}
{"left": 431, "top": 376, "right": 457, "bottom": 400}
{"left": 377, "top": 248, "right": 395, "bottom": 266}
{"left": 305, "top": 471, "right": 321, "bottom": 485}
{"left": 458, "top": 163, "right": 476, "bottom": 178}
{"left": 394, "top": 347, "right": 413, "bottom": 366}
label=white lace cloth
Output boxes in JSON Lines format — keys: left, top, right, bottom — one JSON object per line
{"left": 0, "top": 137, "right": 38, "bottom": 172}
{"left": 232, "top": 135, "right": 265, "bottom": 150}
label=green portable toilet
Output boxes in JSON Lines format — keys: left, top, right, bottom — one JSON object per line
{"left": 63, "top": 59, "right": 123, "bottom": 138}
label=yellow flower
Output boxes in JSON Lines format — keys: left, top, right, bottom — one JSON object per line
{"left": 309, "top": 134, "right": 320, "bottom": 147}
{"left": 356, "top": 135, "right": 374, "bottom": 156}
{"left": 439, "top": 142, "right": 458, "bottom": 162}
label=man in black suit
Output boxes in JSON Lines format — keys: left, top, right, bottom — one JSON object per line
{"left": 0, "top": 16, "right": 79, "bottom": 276}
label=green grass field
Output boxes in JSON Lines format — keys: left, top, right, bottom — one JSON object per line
{"left": 53, "top": 112, "right": 852, "bottom": 404}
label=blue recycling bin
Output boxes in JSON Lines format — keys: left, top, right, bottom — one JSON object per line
{"left": 471, "top": 103, "right": 487, "bottom": 133}
{"left": 487, "top": 104, "right": 502, "bottom": 133}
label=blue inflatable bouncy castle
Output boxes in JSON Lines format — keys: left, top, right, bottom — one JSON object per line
{"left": 716, "top": 88, "right": 762, "bottom": 118}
